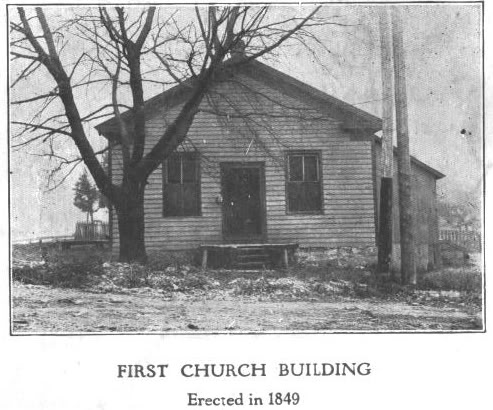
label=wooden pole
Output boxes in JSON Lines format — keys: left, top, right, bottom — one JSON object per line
{"left": 377, "top": 6, "right": 394, "bottom": 276}
{"left": 391, "top": 7, "right": 416, "bottom": 285}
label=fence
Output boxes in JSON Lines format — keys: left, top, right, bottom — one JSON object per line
{"left": 439, "top": 229, "right": 481, "bottom": 252}
{"left": 74, "top": 221, "right": 110, "bottom": 241}
{"left": 12, "top": 235, "right": 74, "bottom": 245}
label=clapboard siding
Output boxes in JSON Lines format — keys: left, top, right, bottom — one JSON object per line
{"left": 111, "top": 74, "right": 377, "bottom": 252}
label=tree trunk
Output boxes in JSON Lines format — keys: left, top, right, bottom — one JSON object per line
{"left": 116, "top": 181, "right": 147, "bottom": 263}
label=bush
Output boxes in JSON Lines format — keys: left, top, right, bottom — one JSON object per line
{"left": 147, "top": 250, "right": 198, "bottom": 271}
{"left": 419, "top": 267, "right": 482, "bottom": 292}
{"left": 182, "top": 273, "right": 215, "bottom": 290}
{"left": 122, "top": 264, "right": 150, "bottom": 288}
{"left": 12, "top": 260, "right": 104, "bottom": 288}
{"left": 12, "top": 244, "right": 109, "bottom": 287}
{"left": 48, "top": 261, "right": 104, "bottom": 287}
{"left": 12, "top": 264, "right": 49, "bottom": 285}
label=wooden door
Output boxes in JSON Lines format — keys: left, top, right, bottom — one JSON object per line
{"left": 221, "top": 163, "right": 266, "bottom": 242}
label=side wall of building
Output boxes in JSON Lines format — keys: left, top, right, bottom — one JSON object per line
{"left": 110, "top": 74, "right": 377, "bottom": 253}
{"left": 374, "top": 142, "right": 440, "bottom": 270}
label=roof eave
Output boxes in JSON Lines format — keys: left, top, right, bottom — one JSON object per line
{"left": 374, "top": 138, "right": 445, "bottom": 179}
{"left": 95, "top": 80, "right": 194, "bottom": 139}
{"left": 410, "top": 155, "right": 446, "bottom": 179}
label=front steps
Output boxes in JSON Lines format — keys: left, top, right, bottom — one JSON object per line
{"left": 199, "top": 243, "right": 298, "bottom": 270}
{"left": 235, "top": 247, "right": 271, "bottom": 269}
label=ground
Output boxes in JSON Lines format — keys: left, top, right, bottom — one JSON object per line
{"left": 12, "top": 282, "right": 481, "bottom": 333}
{"left": 11, "top": 244, "right": 483, "bottom": 333}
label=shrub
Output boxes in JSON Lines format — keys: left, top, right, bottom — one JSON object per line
{"left": 419, "top": 267, "right": 482, "bottom": 292}
{"left": 147, "top": 250, "right": 198, "bottom": 271}
{"left": 12, "top": 264, "right": 49, "bottom": 285}
{"left": 123, "top": 264, "right": 150, "bottom": 288}
{"left": 12, "top": 260, "right": 104, "bottom": 288}
{"left": 48, "top": 261, "right": 104, "bottom": 287}
{"left": 11, "top": 245, "right": 109, "bottom": 288}
{"left": 182, "top": 273, "right": 215, "bottom": 290}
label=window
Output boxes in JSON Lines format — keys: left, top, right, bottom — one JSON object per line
{"left": 286, "top": 152, "right": 322, "bottom": 213}
{"left": 163, "top": 152, "right": 201, "bottom": 216}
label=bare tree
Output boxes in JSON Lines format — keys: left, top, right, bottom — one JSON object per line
{"left": 10, "top": 6, "right": 334, "bottom": 262}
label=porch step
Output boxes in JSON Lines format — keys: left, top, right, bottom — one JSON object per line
{"left": 199, "top": 243, "right": 299, "bottom": 269}
{"left": 234, "top": 247, "right": 270, "bottom": 269}
{"left": 236, "top": 246, "right": 267, "bottom": 252}
{"left": 235, "top": 261, "right": 268, "bottom": 270}
{"left": 236, "top": 252, "right": 270, "bottom": 261}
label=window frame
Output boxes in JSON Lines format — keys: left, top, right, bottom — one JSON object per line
{"left": 285, "top": 150, "right": 324, "bottom": 215}
{"left": 162, "top": 151, "right": 202, "bottom": 218}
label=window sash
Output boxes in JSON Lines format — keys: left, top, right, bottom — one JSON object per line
{"left": 163, "top": 153, "right": 200, "bottom": 217}
{"left": 288, "top": 154, "right": 319, "bottom": 182}
{"left": 287, "top": 152, "right": 322, "bottom": 213}
{"left": 166, "top": 153, "right": 199, "bottom": 184}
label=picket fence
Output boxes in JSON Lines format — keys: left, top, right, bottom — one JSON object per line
{"left": 74, "top": 221, "right": 110, "bottom": 241}
{"left": 439, "top": 229, "right": 481, "bottom": 252}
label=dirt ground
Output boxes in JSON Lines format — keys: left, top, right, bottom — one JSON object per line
{"left": 11, "top": 283, "right": 482, "bottom": 333}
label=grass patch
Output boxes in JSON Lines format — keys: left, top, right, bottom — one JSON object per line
{"left": 418, "top": 266, "right": 482, "bottom": 293}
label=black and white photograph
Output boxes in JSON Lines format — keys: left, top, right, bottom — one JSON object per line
{"left": 8, "top": 2, "right": 484, "bottom": 335}
{"left": 3, "top": 1, "right": 491, "bottom": 409}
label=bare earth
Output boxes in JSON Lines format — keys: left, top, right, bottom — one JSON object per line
{"left": 12, "top": 283, "right": 481, "bottom": 333}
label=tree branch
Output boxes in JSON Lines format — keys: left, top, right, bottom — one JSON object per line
{"left": 135, "top": 7, "right": 156, "bottom": 50}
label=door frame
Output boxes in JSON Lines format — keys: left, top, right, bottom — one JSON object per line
{"left": 220, "top": 162, "right": 267, "bottom": 243}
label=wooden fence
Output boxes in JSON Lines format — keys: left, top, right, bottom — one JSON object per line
{"left": 439, "top": 229, "right": 481, "bottom": 252}
{"left": 74, "top": 221, "right": 110, "bottom": 241}
{"left": 12, "top": 235, "right": 73, "bottom": 245}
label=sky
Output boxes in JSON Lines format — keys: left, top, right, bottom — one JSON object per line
{"left": 9, "top": 3, "right": 483, "bottom": 241}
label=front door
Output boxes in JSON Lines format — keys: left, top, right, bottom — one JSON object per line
{"left": 221, "top": 163, "right": 266, "bottom": 242}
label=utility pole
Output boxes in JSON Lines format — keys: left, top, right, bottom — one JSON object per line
{"left": 391, "top": 7, "right": 417, "bottom": 285}
{"left": 377, "top": 6, "right": 394, "bottom": 276}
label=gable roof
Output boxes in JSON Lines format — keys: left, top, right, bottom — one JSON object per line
{"left": 95, "top": 59, "right": 444, "bottom": 180}
{"left": 95, "top": 59, "right": 382, "bottom": 137}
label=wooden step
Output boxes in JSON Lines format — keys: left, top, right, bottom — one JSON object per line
{"left": 235, "top": 248, "right": 270, "bottom": 268}
{"left": 236, "top": 253, "right": 269, "bottom": 260}
{"left": 236, "top": 247, "right": 268, "bottom": 254}
{"left": 234, "top": 261, "right": 268, "bottom": 270}
{"left": 199, "top": 243, "right": 299, "bottom": 269}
